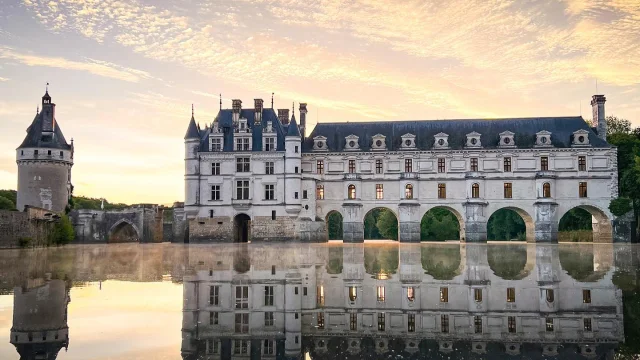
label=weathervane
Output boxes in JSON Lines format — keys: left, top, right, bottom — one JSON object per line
{"left": 271, "top": 92, "right": 274, "bottom": 108}
{"left": 219, "top": 93, "right": 222, "bottom": 110}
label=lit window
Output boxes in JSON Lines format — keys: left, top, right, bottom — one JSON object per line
{"left": 405, "top": 184, "right": 414, "bottom": 199}
{"left": 440, "top": 287, "right": 448, "bottom": 303}
{"left": 504, "top": 157, "right": 512, "bottom": 172}
{"left": 470, "top": 158, "right": 478, "bottom": 171}
{"left": 349, "top": 286, "right": 357, "bottom": 302}
{"left": 376, "top": 184, "right": 384, "bottom": 199}
{"left": 507, "top": 288, "right": 516, "bottom": 302}
{"left": 542, "top": 183, "right": 551, "bottom": 198}
{"left": 438, "top": 183, "right": 446, "bottom": 199}
{"left": 377, "top": 286, "right": 385, "bottom": 302}
{"left": 348, "top": 160, "right": 356, "bottom": 173}
{"left": 317, "top": 160, "right": 324, "bottom": 174}
{"left": 407, "top": 287, "right": 415, "bottom": 302}
{"left": 405, "top": 159, "right": 413, "bottom": 172}
{"left": 378, "top": 313, "right": 385, "bottom": 331}
{"left": 348, "top": 184, "right": 356, "bottom": 199}
{"left": 471, "top": 183, "right": 480, "bottom": 198}
{"left": 579, "top": 182, "right": 588, "bottom": 198}
{"left": 504, "top": 183, "right": 512, "bottom": 198}
{"left": 408, "top": 314, "right": 415, "bottom": 333}
{"left": 317, "top": 285, "right": 325, "bottom": 307}
{"left": 316, "top": 185, "right": 324, "bottom": 200}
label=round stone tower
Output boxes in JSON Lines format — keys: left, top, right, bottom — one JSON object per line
{"left": 16, "top": 89, "right": 73, "bottom": 212}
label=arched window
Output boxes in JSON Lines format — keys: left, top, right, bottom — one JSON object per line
{"left": 471, "top": 183, "right": 480, "bottom": 198}
{"left": 546, "top": 289, "right": 554, "bottom": 303}
{"left": 349, "top": 286, "right": 357, "bottom": 302}
{"left": 543, "top": 183, "right": 551, "bottom": 198}
{"left": 348, "top": 184, "right": 356, "bottom": 200}
{"left": 405, "top": 184, "right": 413, "bottom": 199}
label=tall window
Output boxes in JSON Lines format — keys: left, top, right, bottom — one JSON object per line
{"left": 265, "top": 161, "right": 274, "bottom": 174}
{"left": 507, "top": 287, "right": 516, "bottom": 302}
{"left": 470, "top": 158, "right": 478, "bottom": 171}
{"left": 264, "top": 286, "right": 274, "bottom": 306}
{"left": 578, "top": 155, "right": 586, "bottom": 171}
{"left": 233, "top": 340, "right": 248, "bottom": 355}
{"left": 235, "top": 286, "right": 249, "bottom": 309}
{"left": 317, "top": 160, "right": 324, "bottom": 174}
{"left": 350, "top": 313, "right": 357, "bottom": 330}
{"left": 407, "top": 287, "right": 415, "bottom": 302}
{"left": 584, "top": 318, "right": 592, "bottom": 332}
{"left": 471, "top": 183, "right": 480, "bottom": 198}
{"left": 440, "top": 287, "right": 448, "bottom": 302}
{"left": 508, "top": 316, "right": 516, "bottom": 333}
{"left": 207, "top": 339, "right": 219, "bottom": 354}
{"left": 376, "top": 159, "right": 383, "bottom": 174}
{"left": 348, "top": 160, "right": 356, "bottom": 173}
{"left": 378, "top": 313, "right": 385, "bottom": 331}
{"left": 211, "top": 185, "right": 220, "bottom": 201}
{"left": 235, "top": 313, "right": 249, "bottom": 333}
{"left": 405, "top": 159, "right": 413, "bottom": 172}
{"left": 348, "top": 184, "right": 356, "bottom": 199}
{"left": 210, "top": 286, "right": 219, "bottom": 305}
{"left": 316, "top": 185, "right": 324, "bottom": 200}
{"left": 543, "top": 182, "right": 551, "bottom": 198}
{"left": 264, "top": 184, "right": 275, "bottom": 200}
{"left": 265, "top": 311, "right": 274, "bottom": 326}
{"left": 405, "top": 184, "right": 414, "bottom": 199}
{"left": 263, "top": 340, "right": 274, "bottom": 355}
{"left": 317, "top": 285, "right": 325, "bottom": 307}
{"left": 579, "top": 182, "right": 588, "bottom": 198}
{"left": 212, "top": 162, "right": 220, "bottom": 175}
{"left": 504, "top": 183, "right": 512, "bottom": 199}
{"left": 438, "top": 158, "right": 445, "bottom": 173}
{"left": 264, "top": 137, "right": 275, "bottom": 151}
{"left": 474, "top": 316, "right": 482, "bottom": 333}
{"left": 210, "top": 311, "right": 219, "bottom": 325}
{"left": 317, "top": 313, "right": 325, "bottom": 329}
{"left": 546, "top": 318, "right": 554, "bottom": 332}
{"left": 408, "top": 314, "right": 416, "bottom": 332}
{"left": 235, "top": 137, "right": 250, "bottom": 151}
{"left": 546, "top": 289, "right": 555, "bottom": 303}
{"left": 236, "top": 157, "right": 250, "bottom": 172}
{"left": 376, "top": 184, "right": 384, "bottom": 199}
{"left": 504, "top": 157, "right": 512, "bottom": 172}
{"left": 349, "top": 286, "right": 357, "bottom": 302}
{"left": 236, "top": 180, "right": 249, "bottom": 200}
{"left": 211, "top": 138, "right": 222, "bottom": 151}
{"left": 377, "top": 286, "right": 385, "bottom": 302}
{"left": 438, "top": 183, "right": 446, "bottom": 199}
{"left": 541, "top": 156, "right": 548, "bottom": 171}
{"left": 474, "top": 288, "right": 482, "bottom": 303}
{"left": 583, "top": 289, "right": 591, "bottom": 303}
{"left": 441, "top": 315, "right": 449, "bottom": 333}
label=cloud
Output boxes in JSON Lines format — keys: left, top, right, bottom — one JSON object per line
{"left": 0, "top": 77, "right": 8, "bottom": 82}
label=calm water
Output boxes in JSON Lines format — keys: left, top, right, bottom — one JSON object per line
{"left": 0, "top": 242, "right": 638, "bottom": 360}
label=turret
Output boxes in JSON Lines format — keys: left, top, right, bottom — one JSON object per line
{"left": 184, "top": 106, "right": 201, "bottom": 212}
{"left": 285, "top": 118, "right": 302, "bottom": 214}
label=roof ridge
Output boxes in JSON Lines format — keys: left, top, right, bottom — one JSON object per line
{"left": 316, "top": 116, "right": 584, "bottom": 125}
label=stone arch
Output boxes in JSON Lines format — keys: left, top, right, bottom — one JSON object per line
{"left": 486, "top": 206, "right": 534, "bottom": 242}
{"left": 558, "top": 205, "right": 612, "bottom": 243}
{"left": 559, "top": 244, "right": 608, "bottom": 282}
{"left": 364, "top": 245, "right": 399, "bottom": 277}
{"left": 420, "top": 206, "right": 464, "bottom": 241}
{"left": 363, "top": 207, "right": 398, "bottom": 240}
{"left": 325, "top": 210, "right": 344, "bottom": 240}
{"left": 107, "top": 219, "right": 141, "bottom": 243}
{"left": 234, "top": 213, "right": 251, "bottom": 243}
{"left": 487, "top": 244, "right": 530, "bottom": 280}
{"left": 421, "top": 244, "right": 462, "bottom": 280}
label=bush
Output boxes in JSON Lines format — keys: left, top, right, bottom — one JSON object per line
{"left": 49, "top": 215, "right": 75, "bottom": 245}
{"left": 0, "top": 196, "right": 15, "bottom": 210}
{"left": 17, "top": 237, "right": 32, "bottom": 248}
{"left": 610, "top": 197, "right": 633, "bottom": 217}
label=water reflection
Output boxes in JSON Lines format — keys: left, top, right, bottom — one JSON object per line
{"left": 0, "top": 243, "right": 637, "bottom": 359}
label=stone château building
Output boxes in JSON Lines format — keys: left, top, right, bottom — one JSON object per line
{"left": 184, "top": 94, "right": 623, "bottom": 243}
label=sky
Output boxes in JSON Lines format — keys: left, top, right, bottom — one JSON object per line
{"left": 0, "top": 0, "right": 639, "bottom": 205}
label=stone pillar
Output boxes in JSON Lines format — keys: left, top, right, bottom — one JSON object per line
{"left": 463, "top": 201, "right": 488, "bottom": 242}
{"left": 533, "top": 201, "right": 558, "bottom": 242}
{"left": 342, "top": 203, "right": 363, "bottom": 243}
{"left": 398, "top": 202, "right": 421, "bottom": 242}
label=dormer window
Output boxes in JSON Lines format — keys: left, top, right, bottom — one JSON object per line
{"left": 371, "top": 134, "right": 386, "bottom": 151}
{"left": 401, "top": 133, "right": 416, "bottom": 149}
{"left": 313, "top": 136, "right": 328, "bottom": 151}
{"left": 572, "top": 129, "right": 591, "bottom": 146}
{"left": 236, "top": 118, "right": 249, "bottom": 133}
{"left": 345, "top": 135, "right": 360, "bottom": 151}
{"left": 536, "top": 130, "right": 552, "bottom": 147}
{"left": 263, "top": 136, "right": 276, "bottom": 151}
{"left": 466, "top": 132, "right": 482, "bottom": 148}
{"left": 265, "top": 122, "right": 273, "bottom": 133}
{"left": 433, "top": 133, "right": 449, "bottom": 149}
{"left": 499, "top": 131, "right": 515, "bottom": 148}
{"left": 210, "top": 137, "right": 223, "bottom": 152}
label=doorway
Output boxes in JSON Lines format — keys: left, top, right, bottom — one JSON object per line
{"left": 234, "top": 214, "right": 251, "bottom": 243}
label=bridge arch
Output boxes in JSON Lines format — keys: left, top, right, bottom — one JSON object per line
{"left": 486, "top": 206, "right": 534, "bottom": 242}
{"left": 325, "top": 210, "right": 344, "bottom": 240}
{"left": 363, "top": 206, "right": 398, "bottom": 241}
{"left": 107, "top": 219, "right": 141, "bottom": 243}
{"left": 420, "top": 206, "right": 464, "bottom": 241}
{"left": 558, "top": 204, "right": 612, "bottom": 243}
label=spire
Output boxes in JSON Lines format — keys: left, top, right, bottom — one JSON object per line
{"left": 219, "top": 94, "right": 222, "bottom": 110}
{"left": 271, "top": 92, "right": 274, "bottom": 108}
{"left": 291, "top": 102, "right": 296, "bottom": 122}
{"left": 191, "top": 103, "right": 194, "bottom": 119}
{"left": 184, "top": 106, "right": 200, "bottom": 139}
{"left": 36, "top": 106, "right": 39, "bottom": 115}
{"left": 287, "top": 118, "right": 301, "bottom": 137}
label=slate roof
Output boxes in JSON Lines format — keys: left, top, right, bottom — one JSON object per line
{"left": 287, "top": 118, "right": 301, "bottom": 137}
{"left": 303, "top": 117, "right": 610, "bottom": 152}
{"left": 17, "top": 111, "right": 71, "bottom": 150}
{"left": 184, "top": 116, "right": 200, "bottom": 139}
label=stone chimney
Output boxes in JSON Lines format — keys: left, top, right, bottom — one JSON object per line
{"left": 591, "top": 95, "right": 606, "bottom": 141}
{"left": 232, "top": 99, "right": 242, "bottom": 123}
{"left": 278, "top": 109, "right": 290, "bottom": 125}
{"left": 254, "top": 99, "right": 263, "bottom": 125}
{"left": 299, "top": 103, "right": 307, "bottom": 139}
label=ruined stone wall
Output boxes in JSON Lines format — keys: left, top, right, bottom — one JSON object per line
{"left": 172, "top": 207, "right": 187, "bottom": 243}
{"left": 0, "top": 208, "right": 55, "bottom": 248}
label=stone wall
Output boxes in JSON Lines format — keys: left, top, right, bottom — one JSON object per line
{"left": 0, "top": 207, "right": 56, "bottom": 248}
{"left": 188, "top": 217, "right": 234, "bottom": 243}
{"left": 188, "top": 216, "right": 327, "bottom": 243}
{"left": 172, "top": 206, "right": 187, "bottom": 243}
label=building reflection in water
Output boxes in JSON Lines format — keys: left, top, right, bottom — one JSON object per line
{"left": 181, "top": 244, "right": 624, "bottom": 359}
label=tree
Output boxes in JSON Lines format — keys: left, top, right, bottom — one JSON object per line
{"left": 326, "top": 212, "right": 343, "bottom": 240}
{"left": 376, "top": 209, "right": 398, "bottom": 240}
{"left": 0, "top": 196, "right": 14, "bottom": 210}
{"left": 604, "top": 116, "right": 632, "bottom": 136}
{"left": 49, "top": 215, "right": 75, "bottom": 245}
{"left": 487, "top": 209, "right": 526, "bottom": 240}
{"left": 610, "top": 197, "right": 633, "bottom": 217}
{"left": 0, "top": 190, "right": 16, "bottom": 205}
{"left": 421, "top": 208, "right": 460, "bottom": 241}
{"left": 558, "top": 208, "right": 592, "bottom": 231}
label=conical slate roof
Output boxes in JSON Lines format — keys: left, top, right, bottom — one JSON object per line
{"left": 17, "top": 112, "right": 71, "bottom": 150}
{"left": 184, "top": 116, "right": 200, "bottom": 139}
{"left": 287, "top": 118, "right": 301, "bottom": 137}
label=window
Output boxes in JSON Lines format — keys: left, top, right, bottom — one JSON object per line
{"left": 471, "top": 183, "right": 480, "bottom": 198}
{"left": 474, "top": 288, "right": 482, "bottom": 303}
{"left": 265, "top": 137, "right": 275, "bottom": 151}
{"left": 263, "top": 340, "right": 275, "bottom": 355}
{"left": 504, "top": 183, "right": 512, "bottom": 198}
{"left": 207, "top": 339, "right": 219, "bottom": 354}
{"left": 235, "top": 137, "right": 250, "bottom": 151}
{"left": 210, "top": 311, "right": 219, "bottom": 325}
{"left": 235, "top": 286, "right": 249, "bottom": 309}
{"left": 265, "top": 311, "right": 274, "bottom": 326}
{"left": 212, "top": 162, "right": 220, "bottom": 175}
{"left": 405, "top": 159, "right": 413, "bottom": 172}
{"left": 349, "top": 286, "right": 357, "bottom": 302}
{"left": 440, "top": 287, "right": 448, "bottom": 302}
{"left": 317, "top": 285, "right": 325, "bottom": 306}
{"left": 438, "top": 183, "right": 446, "bottom": 199}
{"left": 210, "top": 286, "right": 219, "bottom": 305}
{"left": 317, "top": 160, "right": 324, "bottom": 174}
{"left": 408, "top": 314, "right": 416, "bottom": 332}
{"left": 376, "top": 184, "right": 384, "bottom": 199}
{"left": 376, "top": 159, "right": 383, "bottom": 174}
{"left": 295, "top": 146, "right": 299, "bottom": 153}
{"left": 264, "top": 286, "right": 274, "bottom": 306}
{"left": 303, "top": 190, "right": 308, "bottom": 199}
{"left": 438, "top": 158, "right": 445, "bottom": 173}
{"left": 584, "top": 318, "right": 592, "bottom": 332}
{"left": 265, "top": 161, "right": 274, "bottom": 174}
{"left": 317, "top": 312, "right": 325, "bottom": 329}
{"left": 579, "top": 182, "right": 588, "bottom": 198}
{"left": 546, "top": 318, "right": 554, "bottom": 332}
{"left": 405, "top": 184, "right": 414, "bottom": 199}
{"left": 541, "top": 156, "right": 548, "bottom": 171}
{"left": 34, "top": 150, "right": 38, "bottom": 155}
{"left": 546, "top": 289, "right": 554, "bottom": 303}
{"left": 578, "top": 155, "right": 586, "bottom": 171}
{"left": 542, "top": 182, "right": 551, "bottom": 198}
{"left": 272, "top": 210, "right": 276, "bottom": 220}
{"left": 407, "top": 287, "right": 415, "bottom": 302}
{"left": 377, "top": 286, "right": 385, "bottom": 302}
{"left": 295, "top": 166, "right": 299, "bottom": 173}
{"left": 583, "top": 289, "right": 591, "bottom": 303}
{"left": 235, "top": 313, "right": 249, "bottom": 333}
{"left": 474, "top": 316, "right": 482, "bottom": 333}
{"left": 507, "top": 288, "right": 516, "bottom": 302}
{"left": 233, "top": 340, "right": 249, "bottom": 355}
{"left": 211, "top": 138, "right": 222, "bottom": 151}
{"left": 265, "top": 184, "right": 275, "bottom": 200}
{"left": 209, "top": 210, "right": 214, "bottom": 218}
{"left": 316, "top": 185, "right": 324, "bottom": 200}
{"left": 470, "top": 158, "right": 478, "bottom": 171}
{"left": 295, "top": 287, "right": 298, "bottom": 295}
{"left": 294, "top": 192, "right": 298, "bottom": 199}
{"left": 303, "top": 287, "right": 307, "bottom": 295}
{"left": 59, "top": 151, "right": 63, "bottom": 158}
{"left": 348, "top": 160, "right": 356, "bottom": 173}
{"left": 348, "top": 184, "right": 356, "bottom": 199}
{"left": 508, "top": 316, "right": 516, "bottom": 333}
{"left": 236, "top": 180, "right": 250, "bottom": 200}
{"left": 504, "top": 157, "right": 512, "bottom": 172}
{"left": 211, "top": 185, "right": 220, "bottom": 201}
{"left": 378, "top": 313, "right": 385, "bottom": 331}
{"left": 441, "top": 315, "right": 449, "bottom": 333}
{"left": 350, "top": 313, "right": 357, "bottom": 330}
{"left": 236, "top": 157, "right": 250, "bottom": 172}
{"left": 47, "top": 150, "right": 51, "bottom": 155}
